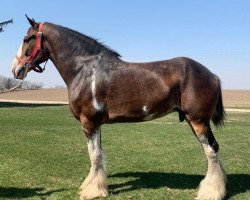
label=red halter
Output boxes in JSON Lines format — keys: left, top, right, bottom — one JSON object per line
{"left": 15, "top": 23, "right": 47, "bottom": 73}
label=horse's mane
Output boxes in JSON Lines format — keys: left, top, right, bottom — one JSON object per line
{"left": 47, "top": 22, "right": 121, "bottom": 58}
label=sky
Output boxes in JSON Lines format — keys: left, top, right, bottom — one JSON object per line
{"left": 0, "top": 0, "right": 249, "bottom": 89}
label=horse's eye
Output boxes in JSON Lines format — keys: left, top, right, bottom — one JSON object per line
{"left": 23, "top": 37, "right": 30, "bottom": 44}
{"left": 23, "top": 39, "right": 29, "bottom": 44}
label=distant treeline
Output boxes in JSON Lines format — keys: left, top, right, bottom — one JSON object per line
{"left": 0, "top": 75, "right": 43, "bottom": 91}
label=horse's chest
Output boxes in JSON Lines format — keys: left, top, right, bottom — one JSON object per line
{"left": 68, "top": 82, "right": 93, "bottom": 116}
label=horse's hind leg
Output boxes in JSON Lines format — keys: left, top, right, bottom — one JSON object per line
{"left": 79, "top": 117, "right": 108, "bottom": 200}
{"left": 187, "top": 119, "right": 227, "bottom": 200}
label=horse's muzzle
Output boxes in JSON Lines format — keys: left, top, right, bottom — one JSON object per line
{"left": 13, "top": 66, "right": 26, "bottom": 80}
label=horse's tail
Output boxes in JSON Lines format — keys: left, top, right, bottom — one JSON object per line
{"left": 212, "top": 79, "right": 226, "bottom": 128}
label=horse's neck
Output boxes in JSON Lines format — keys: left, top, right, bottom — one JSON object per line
{"left": 44, "top": 24, "right": 104, "bottom": 87}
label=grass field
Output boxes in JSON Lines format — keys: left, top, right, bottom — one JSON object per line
{"left": 0, "top": 103, "right": 249, "bottom": 200}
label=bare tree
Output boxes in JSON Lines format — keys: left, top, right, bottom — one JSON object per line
{"left": 0, "top": 75, "right": 8, "bottom": 90}
{"left": 0, "top": 75, "right": 43, "bottom": 91}
{"left": 0, "top": 19, "right": 13, "bottom": 32}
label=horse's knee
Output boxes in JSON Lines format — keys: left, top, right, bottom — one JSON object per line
{"left": 80, "top": 115, "right": 95, "bottom": 138}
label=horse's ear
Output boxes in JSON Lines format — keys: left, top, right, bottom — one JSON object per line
{"left": 25, "top": 14, "right": 38, "bottom": 29}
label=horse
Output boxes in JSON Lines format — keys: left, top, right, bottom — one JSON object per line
{"left": 11, "top": 16, "right": 227, "bottom": 200}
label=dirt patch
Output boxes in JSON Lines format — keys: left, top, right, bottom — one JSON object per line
{"left": 223, "top": 90, "right": 250, "bottom": 107}
{"left": 0, "top": 89, "right": 68, "bottom": 102}
{"left": 0, "top": 89, "right": 249, "bottom": 109}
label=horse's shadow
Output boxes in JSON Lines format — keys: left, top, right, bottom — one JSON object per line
{"left": 0, "top": 187, "right": 65, "bottom": 199}
{"left": 0, "top": 102, "right": 65, "bottom": 108}
{"left": 109, "top": 172, "right": 250, "bottom": 199}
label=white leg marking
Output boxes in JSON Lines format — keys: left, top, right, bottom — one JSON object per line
{"left": 91, "top": 67, "right": 104, "bottom": 112}
{"left": 80, "top": 127, "right": 108, "bottom": 200}
{"left": 196, "top": 135, "right": 227, "bottom": 200}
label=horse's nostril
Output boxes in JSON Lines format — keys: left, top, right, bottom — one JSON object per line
{"left": 16, "top": 67, "right": 24, "bottom": 79}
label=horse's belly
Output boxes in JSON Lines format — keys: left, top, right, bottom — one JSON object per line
{"left": 106, "top": 97, "right": 175, "bottom": 123}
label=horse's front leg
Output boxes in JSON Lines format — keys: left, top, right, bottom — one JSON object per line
{"left": 79, "top": 118, "right": 108, "bottom": 200}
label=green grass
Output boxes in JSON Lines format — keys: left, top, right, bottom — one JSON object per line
{"left": 0, "top": 102, "right": 249, "bottom": 200}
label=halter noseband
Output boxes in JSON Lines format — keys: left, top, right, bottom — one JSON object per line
{"left": 15, "top": 23, "right": 47, "bottom": 73}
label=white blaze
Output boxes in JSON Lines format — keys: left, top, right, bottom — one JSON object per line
{"left": 12, "top": 43, "right": 23, "bottom": 70}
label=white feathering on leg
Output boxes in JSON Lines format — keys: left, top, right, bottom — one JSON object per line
{"left": 196, "top": 136, "right": 227, "bottom": 200}
{"left": 80, "top": 127, "right": 108, "bottom": 200}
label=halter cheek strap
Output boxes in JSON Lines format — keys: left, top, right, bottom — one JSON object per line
{"left": 16, "top": 23, "right": 47, "bottom": 73}
{"left": 30, "top": 23, "right": 43, "bottom": 62}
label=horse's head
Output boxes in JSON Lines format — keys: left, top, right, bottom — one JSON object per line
{"left": 12, "top": 15, "right": 49, "bottom": 80}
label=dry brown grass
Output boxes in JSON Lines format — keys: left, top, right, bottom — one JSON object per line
{"left": 222, "top": 90, "right": 250, "bottom": 107}
{"left": 0, "top": 88, "right": 249, "bottom": 108}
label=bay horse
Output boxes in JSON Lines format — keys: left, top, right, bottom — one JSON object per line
{"left": 12, "top": 16, "right": 227, "bottom": 200}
